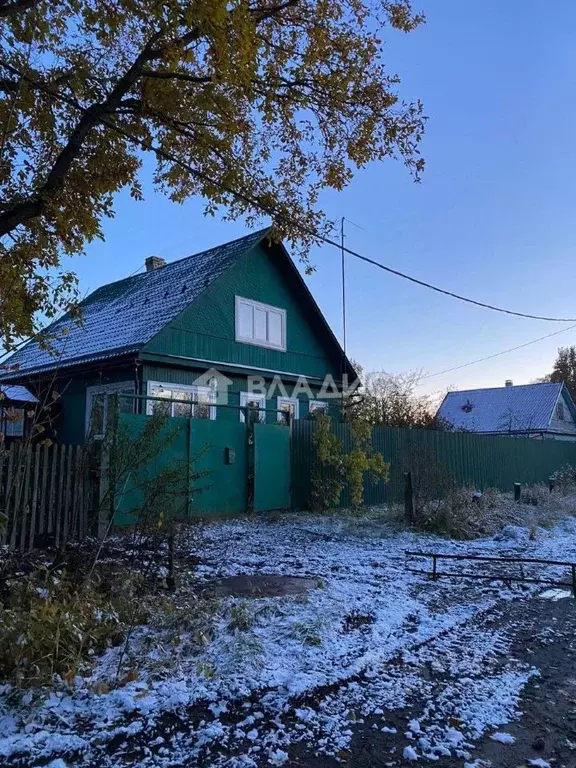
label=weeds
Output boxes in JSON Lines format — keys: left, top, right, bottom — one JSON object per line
{"left": 396, "top": 481, "right": 576, "bottom": 540}
{"left": 0, "top": 567, "right": 132, "bottom": 687}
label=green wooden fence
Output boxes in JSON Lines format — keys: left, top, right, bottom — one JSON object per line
{"left": 291, "top": 421, "right": 576, "bottom": 509}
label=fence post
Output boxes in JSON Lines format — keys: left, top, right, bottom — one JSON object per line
{"left": 98, "top": 447, "right": 110, "bottom": 539}
{"left": 514, "top": 483, "right": 521, "bottom": 503}
{"left": 404, "top": 471, "right": 414, "bottom": 524}
{"left": 549, "top": 477, "right": 555, "bottom": 493}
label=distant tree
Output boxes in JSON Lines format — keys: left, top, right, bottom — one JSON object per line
{"left": 545, "top": 346, "right": 576, "bottom": 401}
{"left": 349, "top": 371, "right": 448, "bottom": 429}
{"left": 0, "top": 0, "right": 425, "bottom": 351}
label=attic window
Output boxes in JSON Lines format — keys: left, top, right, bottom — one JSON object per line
{"left": 235, "top": 296, "right": 286, "bottom": 351}
{"left": 556, "top": 401, "right": 565, "bottom": 421}
{"left": 461, "top": 399, "right": 474, "bottom": 414}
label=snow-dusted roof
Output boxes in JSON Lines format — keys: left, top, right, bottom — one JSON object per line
{"left": 437, "top": 382, "right": 568, "bottom": 433}
{"left": 0, "top": 229, "right": 268, "bottom": 379}
{"left": 0, "top": 385, "right": 37, "bottom": 403}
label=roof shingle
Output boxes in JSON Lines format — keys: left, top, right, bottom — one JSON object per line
{"left": 1, "top": 228, "right": 268, "bottom": 378}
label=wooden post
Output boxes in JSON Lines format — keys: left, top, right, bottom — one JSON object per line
{"left": 10, "top": 445, "right": 22, "bottom": 550}
{"left": 47, "top": 444, "right": 58, "bottom": 534}
{"left": 98, "top": 447, "right": 110, "bottom": 540}
{"left": 404, "top": 471, "right": 414, "bottom": 524}
{"left": 28, "top": 445, "right": 40, "bottom": 550}
{"left": 18, "top": 447, "right": 32, "bottom": 551}
{"left": 549, "top": 477, "right": 555, "bottom": 493}
{"left": 38, "top": 443, "right": 49, "bottom": 535}
{"left": 55, "top": 444, "right": 67, "bottom": 549}
{"left": 514, "top": 483, "right": 521, "bottom": 503}
{"left": 432, "top": 555, "right": 438, "bottom": 580}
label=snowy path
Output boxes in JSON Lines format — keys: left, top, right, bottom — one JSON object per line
{"left": 2, "top": 512, "right": 576, "bottom": 766}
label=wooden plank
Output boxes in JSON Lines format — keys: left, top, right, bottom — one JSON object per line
{"left": 0, "top": 447, "right": 6, "bottom": 545}
{"left": 78, "top": 447, "right": 88, "bottom": 539}
{"left": 9, "top": 445, "right": 22, "bottom": 550}
{"left": 3, "top": 445, "right": 16, "bottom": 546}
{"left": 55, "top": 444, "right": 66, "bottom": 548}
{"left": 0, "top": 445, "right": 11, "bottom": 546}
{"left": 38, "top": 443, "right": 49, "bottom": 535}
{"left": 18, "top": 447, "right": 32, "bottom": 551}
{"left": 62, "top": 444, "right": 73, "bottom": 544}
{"left": 28, "top": 444, "right": 41, "bottom": 550}
{"left": 98, "top": 447, "right": 110, "bottom": 539}
{"left": 69, "top": 446, "right": 80, "bottom": 539}
{"left": 47, "top": 444, "right": 58, "bottom": 534}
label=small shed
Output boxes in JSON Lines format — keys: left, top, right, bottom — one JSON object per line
{"left": 0, "top": 385, "right": 37, "bottom": 438}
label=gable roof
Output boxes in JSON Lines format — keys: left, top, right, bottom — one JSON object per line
{"left": 1, "top": 228, "right": 355, "bottom": 381}
{"left": 1, "top": 229, "right": 270, "bottom": 379}
{"left": 437, "top": 382, "right": 572, "bottom": 433}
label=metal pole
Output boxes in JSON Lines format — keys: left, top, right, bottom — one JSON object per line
{"left": 341, "top": 216, "right": 347, "bottom": 359}
{"left": 514, "top": 483, "right": 521, "bottom": 502}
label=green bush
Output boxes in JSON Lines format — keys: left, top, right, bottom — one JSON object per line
{"left": 0, "top": 568, "right": 133, "bottom": 687}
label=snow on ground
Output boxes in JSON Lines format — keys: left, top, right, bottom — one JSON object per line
{"left": 2, "top": 510, "right": 576, "bottom": 766}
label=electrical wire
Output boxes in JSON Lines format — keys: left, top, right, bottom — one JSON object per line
{"left": 417, "top": 322, "right": 576, "bottom": 383}
{"left": 3, "top": 60, "right": 576, "bottom": 323}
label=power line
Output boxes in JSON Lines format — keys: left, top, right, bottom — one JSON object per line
{"left": 311, "top": 232, "right": 576, "bottom": 323}
{"left": 417, "top": 322, "right": 576, "bottom": 383}
{"left": 3, "top": 60, "right": 576, "bottom": 324}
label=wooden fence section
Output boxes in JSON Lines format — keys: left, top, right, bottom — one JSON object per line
{"left": 291, "top": 421, "right": 576, "bottom": 510}
{"left": 0, "top": 443, "right": 98, "bottom": 551}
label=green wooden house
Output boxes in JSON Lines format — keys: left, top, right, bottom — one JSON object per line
{"left": 0, "top": 228, "right": 356, "bottom": 443}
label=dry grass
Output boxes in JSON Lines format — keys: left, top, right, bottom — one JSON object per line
{"left": 393, "top": 481, "right": 576, "bottom": 539}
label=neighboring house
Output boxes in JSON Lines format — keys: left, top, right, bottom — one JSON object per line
{"left": 437, "top": 380, "right": 576, "bottom": 441}
{"left": 0, "top": 229, "right": 356, "bottom": 444}
{"left": 0, "top": 385, "right": 37, "bottom": 439}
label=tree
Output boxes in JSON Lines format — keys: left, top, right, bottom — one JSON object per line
{"left": 546, "top": 346, "right": 576, "bottom": 402}
{"left": 0, "top": 1, "right": 425, "bottom": 350}
{"left": 350, "top": 370, "right": 447, "bottom": 429}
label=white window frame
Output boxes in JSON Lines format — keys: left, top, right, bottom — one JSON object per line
{"left": 85, "top": 381, "right": 135, "bottom": 439}
{"left": 235, "top": 296, "right": 287, "bottom": 352}
{"left": 239, "top": 391, "right": 266, "bottom": 423}
{"left": 146, "top": 381, "right": 216, "bottom": 420}
{"left": 309, "top": 400, "right": 328, "bottom": 416}
{"left": 277, "top": 396, "right": 299, "bottom": 423}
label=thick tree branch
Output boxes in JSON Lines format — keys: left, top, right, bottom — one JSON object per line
{"left": 0, "top": 0, "right": 37, "bottom": 19}
{"left": 0, "top": 33, "right": 163, "bottom": 237}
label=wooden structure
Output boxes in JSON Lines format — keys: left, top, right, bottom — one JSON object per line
{"left": 0, "top": 442, "right": 98, "bottom": 551}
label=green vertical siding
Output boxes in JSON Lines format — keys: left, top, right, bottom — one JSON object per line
{"left": 291, "top": 421, "right": 576, "bottom": 509}
{"left": 142, "top": 243, "right": 343, "bottom": 380}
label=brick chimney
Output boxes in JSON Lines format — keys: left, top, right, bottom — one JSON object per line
{"left": 145, "top": 256, "right": 166, "bottom": 272}
{"left": 505, "top": 379, "right": 513, "bottom": 387}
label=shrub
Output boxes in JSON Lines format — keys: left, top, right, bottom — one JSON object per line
{"left": 551, "top": 464, "right": 576, "bottom": 494}
{"left": 0, "top": 568, "right": 134, "bottom": 687}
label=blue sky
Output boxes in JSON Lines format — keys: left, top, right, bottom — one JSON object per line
{"left": 65, "top": 0, "right": 576, "bottom": 396}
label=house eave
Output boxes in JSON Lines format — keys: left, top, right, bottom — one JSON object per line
{"left": 0, "top": 347, "right": 141, "bottom": 383}
{"left": 139, "top": 351, "right": 346, "bottom": 386}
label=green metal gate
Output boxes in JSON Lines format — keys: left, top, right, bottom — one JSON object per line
{"left": 190, "top": 419, "right": 248, "bottom": 515}
{"left": 253, "top": 422, "right": 291, "bottom": 512}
